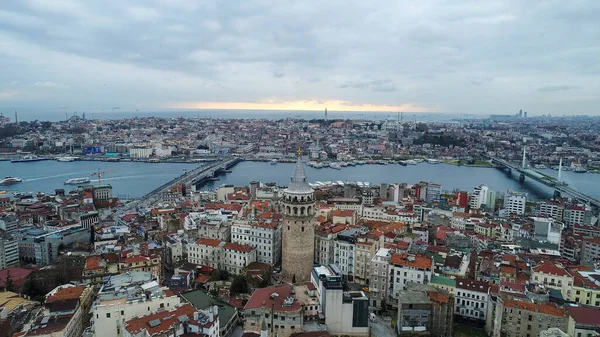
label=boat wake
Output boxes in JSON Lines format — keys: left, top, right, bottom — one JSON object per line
{"left": 25, "top": 172, "right": 85, "bottom": 182}
{"left": 93, "top": 174, "right": 174, "bottom": 182}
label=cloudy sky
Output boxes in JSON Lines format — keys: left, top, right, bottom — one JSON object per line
{"left": 0, "top": 0, "right": 599, "bottom": 115}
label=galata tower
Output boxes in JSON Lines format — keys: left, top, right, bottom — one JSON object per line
{"left": 281, "top": 154, "right": 315, "bottom": 282}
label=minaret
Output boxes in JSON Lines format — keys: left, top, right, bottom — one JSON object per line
{"left": 281, "top": 148, "right": 315, "bottom": 282}
{"left": 324, "top": 108, "right": 328, "bottom": 122}
{"left": 260, "top": 318, "right": 268, "bottom": 337}
{"left": 14, "top": 111, "right": 18, "bottom": 125}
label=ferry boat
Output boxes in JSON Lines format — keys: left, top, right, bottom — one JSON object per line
{"left": 0, "top": 176, "right": 22, "bottom": 185}
{"left": 270, "top": 159, "right": 279, "bottom": 165}
{"left": 405, "top": 160, "right": 417, "bottom": 165}
{"left": 11, "top": 155, "right": 49, "bottom": 163}
{"left": 330, "top": 163, "right": 342, "bottom": 170}
{"left": 574, "top": 167, "right": 587, "bottom": 173}
{"left": 426, "top": 159, "right": 441, "bottom": 164}
{"left": 64, "top": 177, "right": 91, "bottom": 185}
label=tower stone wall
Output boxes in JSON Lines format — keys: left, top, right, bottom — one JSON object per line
{"left": 281, "top": 158, "right": 315, "bottom": 282}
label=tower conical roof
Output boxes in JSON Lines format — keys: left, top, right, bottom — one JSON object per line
{"left": 286, "top": 157, "right": 313, "bottom": 193}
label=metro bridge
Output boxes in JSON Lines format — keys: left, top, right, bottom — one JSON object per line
{"left": 488, "top": 152, "right": 600, "bottom": 209}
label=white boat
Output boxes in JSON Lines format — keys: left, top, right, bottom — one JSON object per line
{"left": 414, "top": 158, "right": 424, "bottom": 163}
{"left": 426, "top": 159, "right": 441, "bottom": 164}
{"left": 270, "top": 159, "right": 278, "bottom": 165}
{"left": 405, "top": 160, "right": 417, "bottom": 165}
{"left": 0, "top": 176, "right": 22, "bottom": 185}
{"left": 330, "top": 163, "right": 342, "bottom": 170}
{"left": 64, "top": 177, "right": 91, "bottom": 185}
{"left": 57, "top": 156, "right": 77, "bottom": 162}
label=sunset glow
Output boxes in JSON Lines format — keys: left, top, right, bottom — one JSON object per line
{"left": 172, "top": 100, "right": 433, "bottom": 112}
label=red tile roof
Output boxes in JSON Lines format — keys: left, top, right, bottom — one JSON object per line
{"left": 331, "top": 209, "right": 354, "bottom": 217}
{"left": 223, "top": 242, "right": 253, "bottom": 253}
{"left": 195, "top": 238, "right": 223, "bottom": 246}
{"left": 46, "top": 286, "right": 87, "bottom": 303}
{"left": 0, "top": 267, "right": 33, "bottom": 289}
{"left": 244, "top": 284, "right": 302, "bottom": 312}
{"left": 456, "top": 278, "right": 490, "bottom": 293}
{"left": 566, "top": 306, "right": 600, "bottom": 325}
{"left": 125, "top": 304, "right": 197, "bottom": 336}
{"left": 503, "top": 299, "right": 565, "bottom": 317}
{"left": 532, "top": 261, "right": 571, "bottom": 277}
{"left": 390, "top": 253, "right": 432, "bottom": 270}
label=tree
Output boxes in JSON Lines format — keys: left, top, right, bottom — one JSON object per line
{"left": 4, "top": 269, "right": 14, "bottom": 292}
{"left": 231, "top": 275, "right": 249, "bottom": 294}
{"left": 259, "top": 269, "right": 273, "bottom": 288}
{"left": 380, "top": 298, "right": 387, "bottom": 315}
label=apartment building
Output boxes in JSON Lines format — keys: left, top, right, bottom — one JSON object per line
{"left": 243, "top": 284, "right": 305, "bottom": 337}
{"left": 314, "top": 223, "right": 346, "bottom": 266}
{"left": 531, "top": 261, "right": 573, "bottom": 298}
{"left": 92, "top": 272, "right": 182, "bottom": 337}
{"left": 123, "top": 304, "right": 219, "bottom": 337}
{"left": 503, "top": 189, "right": 527, "bottom": 216}
{"left": 454, "top": 278, "right": 490, "bottom": 323}
{"left": 118, "top": 255, "right": 162, "bottom": 282}
{"left": 388, "top": 253, "right": 434, "bottom": 306}
{"left": 231, "top": 220, "right": 281, "bottom": 265}
{"left": 581, "top": 237, "right": 600, "bottom": 268}
{"left": 0, "top": 230, "right": 19, "bottom": 269}
{"left": 469, "top": 185, "right": 489, "bottom": 210}
{"left": 187, "top": 238, "right": 256, "bottom": 274}
{"left": 563, "top": 205, "right": 592, "bottom": 227}
{"left": 533, "top": 200, "right": 564, "bottom": 220}
{"left": 494, "top": 298, "right": 567, "bottom": 337}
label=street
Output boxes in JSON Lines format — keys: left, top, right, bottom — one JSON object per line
{"left": 370, "top": 313, "right": 396, "bottom": 337}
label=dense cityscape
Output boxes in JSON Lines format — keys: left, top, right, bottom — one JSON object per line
{"left": 0, "top": 112, "right": 599, "bottom": 337}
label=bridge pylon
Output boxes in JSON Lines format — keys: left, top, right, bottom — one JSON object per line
{"left": 519, "top": 173, "right": 525, "bottom": 183}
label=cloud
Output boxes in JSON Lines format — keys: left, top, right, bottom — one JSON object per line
{"left": 0, "top": 1, "right": 598, "bottom": 115}
{"left": 468, "top": 76, "right": 493, "bottom": 86}
{"left": 339, "top": 78, "right": 397, "bottom": 92}
{"left": 33, "top": 81, "right": 66, "bottom": 88}
{"left": 538, "top": 85, "right": 581, "bottom": 92}
{"left": 128, "top": 7, "right": 161, "bottom": 21}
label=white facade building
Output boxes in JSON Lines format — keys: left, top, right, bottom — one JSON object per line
{"left": 187, "top": 238, "right": 256, "bottom": 274}
{"left": 333, "top": 239, "right": 355, "bottom": 277}
{"left": 0, "top": 231, "right": 19, "bottom": 269}
{"left": 92, "top": 273, "right": 182, "bottom": 337}
{"left": 469, "top": 185, "right": 489, "bottom": 210}
{"left": 128, "top": 147, "right": 153, "bottom": 158}
{"left": 454, "top": 278, "right": 489, "bottom": 322}
{"left": 388, "top": 253, "right": 433, "bottom": 306}
{"left": 503, "top": 189, "right": 527, "bottom": 216}
{"left": 231, "top": 220, "right": 281, "bottom": 265}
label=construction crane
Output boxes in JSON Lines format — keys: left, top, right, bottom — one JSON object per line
{"left": 91, "top": 169, "right": 116, "bottom": 186}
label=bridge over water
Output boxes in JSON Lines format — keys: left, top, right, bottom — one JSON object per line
{"left": 117, "top": 157, "right": 242, "bottom": 215}
{"left": 488, "top": 156, "right": 600, "bottom": 209}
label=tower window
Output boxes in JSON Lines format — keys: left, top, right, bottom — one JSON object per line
{"left": 301, "top": 226, "right": 304, "bottom": 232}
